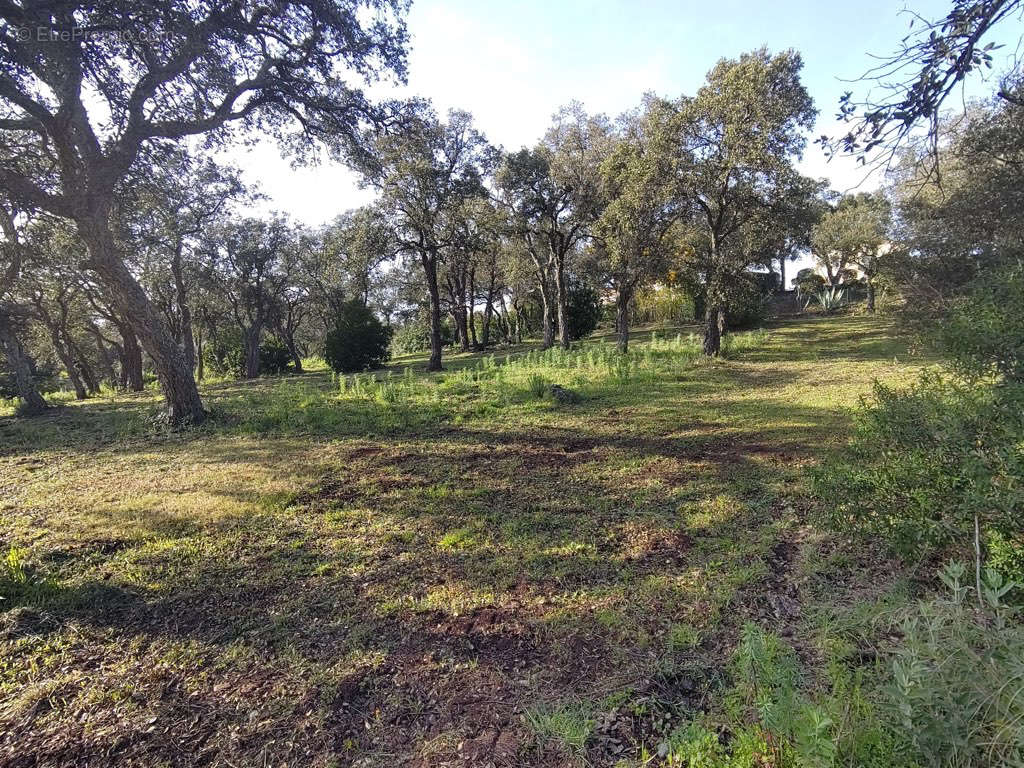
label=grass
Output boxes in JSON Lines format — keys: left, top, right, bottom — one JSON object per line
{"left": 0, "top": 315, "right": 928, "bottom": 766}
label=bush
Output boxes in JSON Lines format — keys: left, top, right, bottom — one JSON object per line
{"left": 259, "top": 337, "right": 292, "bottom": 374}
{"left": 566, "top": 280, "right": 602, "bottom": 341}
{"left": 725, "top": 278, "right": 769, "bottom": 330}
{"left": 0, "top": 361, "right": 58, "bottom": 399}
{"left": 793, "top": 268, "right": 827, "bottom": 297}
{"left": 937, "top": 263, "right": 1024, "bottom": 383}
{"left": 812, "top": 372, "right": 1024, "bottom": 562}
{"left": 390, "top": 311, "right": 452, "bottom": 355}
{"left": 632, "top": 285, "right": 696, "bottom": 325}
{"left": 884, "top": 561, "right": 1024, "bottom": 767}
{"left": 324, "top": 299, "right": 392, "bottom": 374}
{"left": 203, "top": 328, "right": 292, "bottom": 378}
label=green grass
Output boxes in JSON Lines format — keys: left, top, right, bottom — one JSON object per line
{"left": 0, "top": 315, "right": 928, "bottom": 766}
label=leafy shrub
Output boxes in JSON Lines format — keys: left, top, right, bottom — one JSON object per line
{"left": 566, "top": 280, "right": 602, "bottom": 341}
{"left": 324, "top": 299, "right": 392, "bottom": 374}
{"left": 813, "top": 372, "right": 1024, "bottom": 562}
{"left": 203, "top": 328, "right": 292, "bottom": 377}
{"left": 0, "top": 361, "right": 59, "bottom": 400}
{"left": 203, "top": 326, "right": 244, "bottom": 377}
{"left": 390, "top": 312, "right": 452, "bottom": 354}
{"left": 885, "top": 561, "right": 1024, "bottom": 767}
{"left": 725, "top": 279, "right": 770, "bottom": 330}
{"left": 793, "top": 268, "right": 827, "bottom": 297}
{"left": 937, "top": 263, "right": 1024, "bottom": 383}
{"left": 632, "top": 285, "right": 696, "bottom": 325}
{"left": 259, "top": 337, "right": 293, "bottom": 374}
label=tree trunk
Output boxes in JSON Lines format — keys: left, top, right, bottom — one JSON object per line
{"left": 78, "top": 219, "right": 204, "bottom": 424}
{"left": 468, "top": 303, "right": 479, "bottom": 350}
{"left": 779, "top": 256, "right": 787, "bottom": 292}
{"left": 538, "top": 278, "right": 555, "bottom": 349}
{"left": 86, "top": 324, "right": 117, "bottom": 387}
{"left": 703, "top": 302, "right": 723, "bottom": 356}
{"left": 554, "top": 259, "right": 570, "bottom": 350}
{"left": 286, "top": 337, "right": 303, "bottom": 372}
{"left": 243, "top": 325, "right": 262, "bottom": 379}
{"left": 68, "top": 336, "right": 101, "bottom": 395}
{"left": 195, "top": 324, "right": 205, "bottom": 381}
{"left": 616, "top": 283, "right": 631, "bottom": 354}
{"left": 52, "top": 333, "right": 87, "bottom": 400}
{"left": 0, "top": 313, "right": 49, "bottom": 414}
{"left": 481, "top": 296, "right": 493, "bottom": 349}
{"left": 866, "top": 280, "right": 876, "bottom": 313}
{"left": 468, "top": 266, "right": 480, "bottom": 351}
{"left": 118, "top": 322, "right": 145, "bottom": 392}
{"left": 422, "top": 251, "right": 444, "bottom": 372}
{"left": 172, "top": 242, "right": 196, "bottom": 374}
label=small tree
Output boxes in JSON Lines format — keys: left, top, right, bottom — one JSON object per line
{"left": 566, "top": 280, "right": 602, "bottom": 341}
{"left": 811, "top": 193, "right": 891, "bottom": 310}
{"left": 324, "top": 300, "right": 392, "bottom": 374}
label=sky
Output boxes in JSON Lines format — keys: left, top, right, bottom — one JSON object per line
{"left": 228, "top": 0, "right": 1023, "bottom": 283}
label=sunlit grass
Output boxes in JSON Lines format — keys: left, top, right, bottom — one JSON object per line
{"left": 0, "top": 315, "right": 930, "bottom": 766}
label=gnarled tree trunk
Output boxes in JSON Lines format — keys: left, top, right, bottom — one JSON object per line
{"left": 78, "top": 218, "right": 204, "bottom": 424}
{"left": 0, "top": 313, "right": 49, "bottom": 414}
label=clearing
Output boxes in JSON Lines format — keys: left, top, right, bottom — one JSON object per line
{"left": 0, "top": 315, "right": 922, "bottom": 767}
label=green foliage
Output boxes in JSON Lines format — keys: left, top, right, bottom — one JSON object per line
{"left": 814, "top": 372, "right": 1024, "bottom": 561}
{"left": 886, "top": 561, "right": 1024, "bottom": 767}
{"left": 203, "top": 328, "right": 293, "bottom": 378}
{"left": 633, "top": 284, "right": 696, "bottom": 324}
{"left": 793, "top": 268, "right": 827, "bottom": 297}
{"left": 0, "top": 362, "right": 58, "bottom": 400}
{"left": 805, "top": 287, "right": 847, "bottom": 314}
{"left": 566, "top": 280, "right": 602, "bottom": 341}
{"left": 525, "top": 702, "right": 594, "bottom": 756}
{"left": 525, "top": 373, "right": 548, "bottom": 399}
{"left": 725, "top": 278, "right": 770, "bottom": 330}
{"left": 324, "top": 299, "right": 392, "bottom": 374}
{"left": 258, "top": 337, "right": 293, "bottom": 375}
{"left": 937, "top": 262, "right": 1024, "bottom": 384}
{"left": 390, "top": 313, "right": 453, "bottom": 354}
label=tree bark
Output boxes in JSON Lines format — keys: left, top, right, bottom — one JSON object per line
{"left": 554, "top": 259, "right": 570, "bottom": 350}
{"left": 116, "top": 321, "right": 145, "bottom": 392}
{"left": 285, "top": 336, "right": 303, "bottom": 372}
{"left": 171, "top": 242, "right": 196, "bottom": 374}
{"left": 78, "top": 219, "right": 204, "bottom": 423}
{"left": 481, "top": 296, "right": 493, "bottom": 349}
{"left": 866, "top": 280, "right": 876, "bottom": 313}
{"left": 68, "top": 336, "right": 101, "bottom": 395}
{"left": 242, "top": 325, "right": 262, "bottom": 379}
{"left": 47, "top": 326, "right": 87, "bottom": 399}
{"left": 422, "top": 250, "right": 444, "bottom": 371}
{"left": 616, "top": 283, "right": 632, "bottom": 354}
{"left": 86, "top": 323, "right": 117, "bottom": 387}
{"left": 538, "top": 277, "right": 555, "bottom": 349}
{"left": 195, "top": 324, "right": 205, "bottom": 381}
{"left": 0, "top": 313, "right": 49, "bottom": 414}
{"left": 703, "top": 302, "right": 723, "bottom": 356}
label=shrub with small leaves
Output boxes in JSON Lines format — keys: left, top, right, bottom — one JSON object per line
{"left": 324, "top": 300, "right": 392, "bottom": 374}
{"left": 885, "top": 561, "right": 1024, "bottom": 767}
